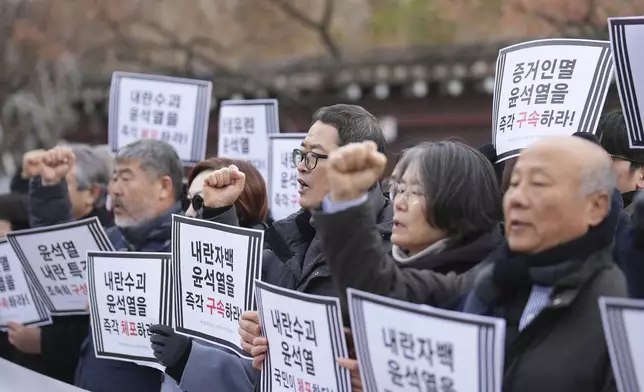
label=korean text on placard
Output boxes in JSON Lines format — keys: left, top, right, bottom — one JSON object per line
{"left": 122, "top": 90, "right": 189, "bottom": 146}
{"left": 37, "top": 241, "right": 88, "bottom": 298}
{"left": 185, "top": 241, "right": 243, "bottom": 322}
{"left": 498, "top": 58, "right": 577, "bottom": 133}
{"left": 220, "top": 116, "right": 255, "bottom": 156}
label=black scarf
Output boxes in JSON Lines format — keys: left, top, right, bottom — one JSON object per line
{"left": 482, "top": 201, "right": 620, "bottom": 301}
{"left": 120, "top": 202, "right": 182, "bottom": 250}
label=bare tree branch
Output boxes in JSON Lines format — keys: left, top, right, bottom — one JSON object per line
{"left": 87, "top": 4, "right": 314, "bottom": 110}
{"left": 266, "top": 0, "right": 342, "bottom": 60}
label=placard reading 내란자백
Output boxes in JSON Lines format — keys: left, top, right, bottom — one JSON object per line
{"left": 172, "top": 214, "right": 263, "bottom": 357}
{"left": 492, "top": 38, "right": 613, "bottom": 162}
{"left": 348, "top": 288, "right": 506, "bottom": 392}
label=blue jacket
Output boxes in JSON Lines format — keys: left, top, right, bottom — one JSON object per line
{"left": 74, "top": 203, "right": 183, "bottom": 392}
{"left": 27, "top": 178, "right": 182, "bottom": 392}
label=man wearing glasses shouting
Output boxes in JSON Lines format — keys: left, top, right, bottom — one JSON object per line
{"left": 147, "top": 104, "right": 394, "bottom": 392}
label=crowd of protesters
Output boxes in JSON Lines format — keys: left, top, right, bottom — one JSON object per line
{"left": 0, "top": 103, "right": 643, "bottom": 392}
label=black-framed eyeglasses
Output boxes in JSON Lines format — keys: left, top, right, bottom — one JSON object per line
{"left": 292, "top": 149, "right": 328, "bottom": 170}
{"left": 182, "top": 194, "right": 204, "bottom": 212}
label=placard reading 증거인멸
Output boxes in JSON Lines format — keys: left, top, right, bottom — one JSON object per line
{"left": 609, "top": 17, "right": 644, "bottom": 149}
{"left": 268, "top": 133, "right": 306, "bottom": 221}
{"left": 6, "top": 217, "right": 113, "bottom": 316}
{"left": 492, "top": 39, "right": 613, "bottom": 162}
{"left": 108, "top": 71, "right": 213, "bottom": 166}
{"left": 217, "top": 99, "right": 280, "bottom": 184}
{"left": 0, "top": 238, "right": 51, "bottom": 330}
{"left": 255, "top": 280, "right": 351, "bottom": 392}
{"left": 348, "top": 288, "right": 506, "bottom": 392}
{"left": 172, "top": 214, "right": 263, "bottom": 358}
{"left": 87, "top": 251, "right": 172, "bottom": 370}
{"left": 599, "top": 296, "right": 644, "bottom": 392}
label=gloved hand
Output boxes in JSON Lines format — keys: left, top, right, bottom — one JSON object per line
{"left": 149, "top": 324, "right": 191, "bottom": 367}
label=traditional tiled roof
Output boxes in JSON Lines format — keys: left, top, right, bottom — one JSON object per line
{"left": 80, "top": 40, "right": 518, "bottom": 101}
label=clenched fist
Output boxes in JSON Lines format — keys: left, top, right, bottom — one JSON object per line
{"left": 327, "top": 141, "right": 387, "bottom": 202}
{"left": 202, "top": 165, "right": 246, "bottom": 208}
{"left": 40, "top": 147, "right": 76, "bottom": 186}
{"left": 21, "top": 149, "right": 47, "bottom": 179}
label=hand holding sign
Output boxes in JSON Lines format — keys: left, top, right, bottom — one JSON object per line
{"left": 149, "top": 324, "right": 191, "bottom": 367}
{"left": 7, "top": 322, "right": 41, "bottom": 354}
{"left": 202, "top": 165, "right": 246, "bottom": 208}
{"left": 327, "top": 141, "right": 387, "bottom": 202}
{"left": 40, "top": 147, "right": 76, "bottom": 186}
{"left": 238, "top": 311, "right": 267, "bottom": 370}
{"left": 337, "top": 358, "right": 363, "bottom": 392}
{"left": 21, "top": 149, "right": 47, "bottom": 179}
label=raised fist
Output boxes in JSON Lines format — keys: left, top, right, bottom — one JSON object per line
{"left": 327, "top": 141, "right": 387, "bottom": 202}
{"left": 202, "top": 165, "right": 246, "bottom": 208}
{"left": 40, "top": 146, "right": 76, "bottom": 186}
{"left": 21, "top": 149, "right": 47, "bottom": 179}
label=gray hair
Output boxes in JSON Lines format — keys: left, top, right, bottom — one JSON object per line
{"left": 115, "top": 139, "right": 184, "bottom": 200}
{"left": 91, "top": 145, "right": 114, "bottom": 175}
{"left": 580, "top": 159, "right": 617, "bottom": 196}
{"left": 71, "top": 144, "right": 111, "bottom": 208}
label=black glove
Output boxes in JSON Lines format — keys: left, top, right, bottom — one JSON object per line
{"left": 149, "top": 324, "right": 192, "bottom": 381}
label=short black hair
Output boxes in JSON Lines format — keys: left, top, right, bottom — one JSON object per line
{"left": 393, "top": 141, "right": 502, "bottom": 238}
{"left": 599, "top": 109, "right": 644, "bottom": 170}
{"left": 311, "top": 104, "right": 386, "bottom": 154}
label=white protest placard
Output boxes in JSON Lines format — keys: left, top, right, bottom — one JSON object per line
{"left": 108, "top": 71, "right": 213, "bottom": 165}
{"left": 609, "top": 17, "right": 644, "bottom": 149}
{"left": 172, "top": 215, "right": 263, "bottom": 357}
{"left": 492, "top": 39, "right": 613, "bottom": 162}
{"left": 599, "top": 296, "right": 644, "bottom": 392}
{"left": 87, "top": 251, "right": 172, "bottom": 370}
{"left": 218, "top": 99, "right": 280, "bottom": 183}
{"left": 6, "top": 217, "right": 113, "bottom": 315}
{"left": 255, "top": 280, "right": 350, "bottom": 392}
{"left": 348, "top": 289, "right": 506, "bottom": 392}
{"left": 0, "top": 238, "right": 51, "bottom": 330}
{"left": 269, "top": 133, "right": 306, "bottom": 221}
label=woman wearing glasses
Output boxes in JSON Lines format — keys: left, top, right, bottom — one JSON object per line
{"left": 183, "top": 157, "right": 270, "bottom": 228}
{"left": 380, "top": 141, "right": 503, "bottom": 274}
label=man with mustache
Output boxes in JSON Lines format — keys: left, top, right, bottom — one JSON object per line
{"left": 26, "top": 139, "right": 185, "bottom": 392}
